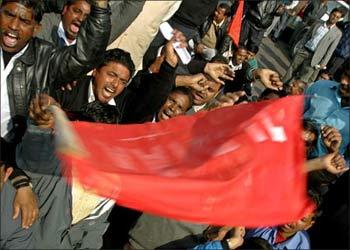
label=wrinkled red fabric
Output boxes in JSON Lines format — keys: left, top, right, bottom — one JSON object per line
{"left": 59, "top": 96, "right": 314, "bottom": 227}
{"left": 228, "top": 0, "right": 244, "bottom": 47}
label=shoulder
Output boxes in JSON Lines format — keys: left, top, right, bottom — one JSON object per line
{"left": 305, "top": 80, "right": 339, "bottom": 94}
{"left": 295, "top": 231, "right": 311, "bottom": 249}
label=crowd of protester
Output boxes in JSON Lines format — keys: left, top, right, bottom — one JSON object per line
{"left": 0, "top": 0, "right": 349, "bottom": 249}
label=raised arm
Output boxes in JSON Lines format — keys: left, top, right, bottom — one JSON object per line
{"left": 49, "top": 0, "right": 111, "bottom": 85}
{"left": 108, "top": 0, "right": 145, "bottom": 44}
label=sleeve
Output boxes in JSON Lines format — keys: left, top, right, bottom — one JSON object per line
{"left": 188, "top": 60, "right": 207, "bottom": 74}
{"left": 193, "top": 240, "right": 226, "bottom": 250}
{"left": 320, "top": 32, "right": 342, "bottom": 66}
{"left": 49, "top": 4, "right": 111, "bottom": 86}
{"left": 16, "top": 124, "right": 61, "bottom": 176}
{"left": 108, "top": 0, "right": 145, "bottom": 44}
{"left": 120, "top": 61, "right": 176, "bottom": 123}
{"left": 245, "top": 58, "right": 258, "bottom": 81}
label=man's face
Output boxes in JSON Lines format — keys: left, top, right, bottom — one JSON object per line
{"left": 92, "top": 62, "right": 131, "bottom": 104}
{"left": 328, "top": 11, "right": 342, "bottom": 25}
{"left": 0, "top": 2, "right": 41, "bottom": 53}
{"left": 279, "top": 213, "right": 315, "bottom": 235}
{"left": 157, "top": 91, "right": 191, "bottom": 121}
{"left": 214, "top": 7, "right": 227, "bottom": 23}
{"left": 62, "top": 0, "right": 91, "bottom": 41}
{"left": 318, "top": 72, "right": 331, "bottom": 81}
{"left": 191, "top": 76, "right": 222, "bottom": 106}
{"left": 233, "top": 49, "right": 248, "bottom": 65}
{"left": 339, "top": 73, "right": 350, "bottom": 99}
{"left": 288, "top": 80, "right": 306, "bottom": 95}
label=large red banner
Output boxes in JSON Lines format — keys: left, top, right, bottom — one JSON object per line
{"left": 60, "top": 96, "right": 314, "bottom": 227}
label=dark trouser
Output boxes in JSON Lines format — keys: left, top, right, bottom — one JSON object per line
{"left": 283, "top": 47, "right": 316, "bottom": 84}
{"left": 238, "top": 19, "right": 264, "bottom": 52}
{"left": 327, "top": 55, "right": 346, "bottom": 75}
{"left": 273, "top": 12, "right": 292, "bottom": 39}
{"left": 142, "top": 19, "right": 198, "bottom": 69}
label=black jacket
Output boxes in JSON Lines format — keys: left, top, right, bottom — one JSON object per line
{"left": 5, "top": 4, "right": 111, "bottom": 143}
{"left": 57, "top": 61, "right": 176, "bottom": 124}
{"left": 245, "top": 0, "right": 281, "bottom": 30}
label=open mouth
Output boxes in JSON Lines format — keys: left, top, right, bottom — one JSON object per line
{"left": 160, "top": 109, "right": 174, "bottom": 120}
{"left": 193, "top": 91, "right": 205, "bottom": 102}
{"left": 2, "top": 31, "right": 19, "bottom": 48}
{"left": 70, "top": 22, "right": 81, "bottom": 34}
{"left": 101, "top": 86, "right": 116, "bottom": 100}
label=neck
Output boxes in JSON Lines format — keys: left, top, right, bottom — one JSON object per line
{"left": 326, "top": 21, "right": 333, "bottom": 28}
{"left": 279, "top": 230, "right": 296, "bottom": 240}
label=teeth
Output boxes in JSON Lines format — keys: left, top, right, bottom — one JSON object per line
{"left": 7, "top": 33, "right": 17, "bottom": 38}
{"left": 105, "top": 87, "right": 115, "bottom": 93}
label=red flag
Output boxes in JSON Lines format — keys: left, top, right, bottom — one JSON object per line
{"left": 59, "top": 96, "right": 313, "bottom": 227}
{"left": 228, "top": 0, "right": 244, "bottom": 47}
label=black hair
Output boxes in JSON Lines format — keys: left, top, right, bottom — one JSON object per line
{"left": 307, "top": 189, "right": 323, "bottom": 220}
{"left": 302, "top": 119, "right": 318, "bottom": 134}
{"left": 302, "top": 119, "right": 319, "bottom": 152}
{"left": 318, "top": 69, "right": 333, "bottom": 79}
{"left": 241, "top": 237, "right": 273, "bottom": 250}
{"left": 341, "top": 68, "right": 350, "bottom": 79}
{"left": 246, "top": 43, "right": 259, "bottom": 54}
{"left": 65, "top": 0, "right": 90, "bottom": 7}
{"left": 211, "top": 54, "right": 229, "bottom": 64}
{"left": 67, "top": 101, "right": 119, "bottom": 124}
{"left": 217, "top": 3, "right": 231, "bottom": 16}
{"left": 171, "top": 86, "right": 193, "bottom": 111}
{"left": 1, "top": 0, "right": 44, "bottom": 23}
{"left": 259, "top": 88, "right": 287, "bottom": 100}
{"left": 330, "top": 7, "right": 347, "bottom": 18}
{"left": 97, "top": 48, "right": 136, "bottom": 77}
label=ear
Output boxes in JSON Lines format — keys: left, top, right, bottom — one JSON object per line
{"left": 33, "top": 23, "right": 42, "bottom": 37}
{"left": 92, "top": 68, "right": 97, "bottom": 77}
{"left": 62, "top": 5, "right": 68, "bottom": 15}
{"left": 3, "top": 167, "right": 13, "bottom": 183}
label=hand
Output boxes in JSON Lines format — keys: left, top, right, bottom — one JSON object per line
{"left": 226, "top": 227, "right": 245, "bottom": 249}
{"left": 164, "top": 30, "right": 187, "bottom": 68}
{"left": 13, "top": 186, "right": 39, "bottom": 229}
{"left": 321, "top": 126, "right": 342, "bottom": 153}
{"left": 204, "top": 63, "right": 234, "bottom": 85}
{"left": 29, "top": 94, "right": 60, "bottom": 129}
{"left": 320, "top": 152, "right": 348, "bottom": 175}
{"left": 320, "top": 64, "right": 327, "bottom": 69}
{"left": 92, "top": 0, "right": 108, "bottom": 8}
{"left": 60, "top": 81, "right": 77, "bottom": 91}
{"left": 253, "top": 68, "right": 283, "bottom": 91}
{"left": 196, "top": 43, "right": 206, "bottom": 54}
{"left": 211, "top": 91, "right": 247, "bottom": 109}
{"left": 212, "top": 226, "right": 232, "bottom": 241}
{"left": 176, "top": 73, "right": 208, "bottom": 91}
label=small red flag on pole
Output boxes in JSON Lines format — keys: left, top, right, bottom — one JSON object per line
{"left": 228, "top": 0, "right": 244, "bottom": 47}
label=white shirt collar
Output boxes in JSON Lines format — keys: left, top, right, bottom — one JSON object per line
{"left": 213, "top": 18, "right": 225, "bottom": 28}
{"left": 88, "top": 79, "right": 116, "bottom": 106}
{"left": 193, "top": 104, "right": 206, "bottom": 112}
{"left": 57, "top": 21, "right": 77, "bottom": 46}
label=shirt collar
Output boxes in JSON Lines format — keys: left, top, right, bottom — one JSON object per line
{"left": 58, "top": 21, "right": 77, "bottom": 46}
{"left": 0, "top": 44, "right": 29, "bottom": 71}
{"left": 213, "top": 18, "right": 225, "bottom": 28}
